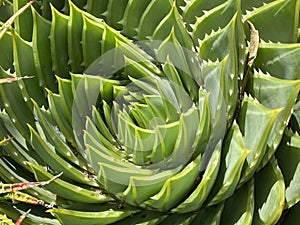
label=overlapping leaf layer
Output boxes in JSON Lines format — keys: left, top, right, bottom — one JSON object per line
{"left": 0, "top": 0, "right": 300, "bottom": 224}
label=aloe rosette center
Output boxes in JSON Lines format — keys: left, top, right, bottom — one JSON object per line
{"left": 69, "top": 39, "right": 226, "bottom": 211}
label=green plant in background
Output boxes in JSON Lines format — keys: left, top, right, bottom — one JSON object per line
{"left": 0, "top": 76, "right": 61, "bottom": 225}
{"left": 0, "top": 0, "right": 299, "bottom": 224}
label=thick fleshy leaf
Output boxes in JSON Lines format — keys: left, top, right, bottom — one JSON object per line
{"left": 152, "top": 2, "right": 193, "bottom": 49}
{"left": 31, "top": 7, "right": 56, "bottom": 91}
{"left": 0, "top": 0, "right": 299, "bottom": 224}
{"left": 28, "top": 162, "right": 112, "bottom": 204}
{"left": 81, "top": 15, "right": 104, "bottom": 68}
{"left": 192, "top": 89, "right": 211, "bottom": 157}
{"left": 0, "top": 68, "right": 34, "bottom": 140}
{"left": 106, "top": 0, "right": 128, "bottom": 30}
{"left": 122, "top": 0, "right": 151, "bottom": 38}
{"left": 143, "top": 156, "right": 201, "bottom": 211}
{"left": 46, "top": 89, "right": 77, "bottom": 147}
{"left": 12, "top": 29, "right": 46, "bottom": 107}
{"left": 220, "top": 179, "right": 254, "bottom": 225}
{"left": 29, "top": 124, "right": 98, "bottom": 187}
{"left": 252, "top": 158, "right": 285, "bottom": 225}
{"left": 253, "top": 42, "right": 300, "bottom": 80}
{"left": 137, "top": 0, "right": 172, "bottom": 40}
{"left": 0, "top": 113, "right": 38, "bottom": 166}
{"left": 97, "top": 162, "right": 157, "bottom": 194}
{"left": 0, "top": 203, "right": 60, "bottom": 225}
{"left": 86, "top": 0, "right": 108, "bottom": 18}
{"left": 183, "top": 0, "right": 226, "bottom": 27}
{"left": 238, "top": 96, "right": 280, "bottom": 185}
{"left": 206, "top": 122, "right": 250, "bottom": 206}
{"left": 243, "top": 0, "right": 299, "bottom": 43}
{"left": 0, "top": 157, "right": 56, "bottom": 204}
{"left": 158, "top": 212, "right": 197, "bottom": 225}
{"left": 197, "top": 13, "right": 237, "bottom": 61}
{"left": 0, "top": 31, "right": 13, "bottom": 70}
{"left": 12, "top": 0, "right": 33, "bottom": 41}
{"left": 240, "top": 0, "right": 274, "bottom": 13}
{"left": 122, "top": 166, "right": 182, "bottom": 206}
{"left": 156, "top": 30, "right": 199, "bottom": 102}
{"left": 48, "top": 208, "right": 135, "bottom": 225}
{"left": 246, "top": 72, "right": 300, "bottom": 167}
{"left": 276, "top": 130, "right": 300, "bottom": 208}
{"left": 173, "top": 141, "right": 222, "bottom": 213}
{"left": 33, "top": 100, "right": 90, "bottom": 171}
{"left": 68, "top": 1, "right": 84, "bottom": 73}
{"left": 50, "top": 5, "right": 70, "bottom": 78}
{"left": 85, "top": 117, "right": 120, "bottom": 157}
{"left": 193, "top": 0, "right": 238, "bottom": 41}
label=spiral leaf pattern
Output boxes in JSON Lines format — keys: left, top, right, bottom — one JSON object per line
{"left": 0, "top": 0, "right": 299, "bottom": 224}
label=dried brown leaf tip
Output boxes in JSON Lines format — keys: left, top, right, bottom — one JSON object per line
{"left": 247, "top": 21, "right": 259, "bottom": 67}
{"left": 14, "top": 209, "right": 31, "bottom": 225}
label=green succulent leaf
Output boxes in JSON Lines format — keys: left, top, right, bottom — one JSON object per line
{"left": 29, "top": 124, "right": 98, "bottom": 187}
{"left": 28, "top": 162, "right": 112, "bottom": 204}
{"left": 0, "top": 214, "right": 14, "bottom": 225}
{"left": 11, "top": 28, "right": 46, "bottom": 107}
{"left": 252, "top": 158, "right": 285, "bottom": 225}
{"left": 173, "top": 141, "right": 222, "bottom": 213}
{"left": 276, "top": 130, "right": 300, "bottom": 208}
{"left": 0, "top": 0, "right": 33, "bottom": 41}
{"left": 253, "top": 42, "right": 300, "bottom": 80}
{"left": 220, "top": 179, "right": 254, "bottom": 225}
{"left": 122, "top": 0, "right": 151, "bottom": 38}
{"left": 86, "top": 0, "right": 108, "bottom": 18}
{"left": 0, "top": 112, "right": 41, "bottom": 168}
{"left": 156, "top": 30, "right": 199, "bottom": 102}
{"left": 246, "top": 72, "right": 300, "bottom": 167}
{"left": 33, "top": 100, "right": 90, "bottom": 171}
{"left": 238, "top": 96, "right": 280, "bottom": 185}
{"left": 112, "top": 210, "right": 166, "bottom": 225}
{"left": 81, "top": 15, "right": 104, "bottom": 68}
{"left": 206, "top": 122, "right": 250, "bottom": 206}
{"left": 68, "top": 1, "right": 84, "bottom": 73}
{"left": 0, "top": 0, "right": 300, "bottom": 224}
{"left": 0, "top": 68, "right": 34, "bottom": 140}
{"left": 144, "top": 156, "right": 201, "bottom": 211}
{"left": 31, "top": 7, "right": 56, "bottom": 91}
{"left": 50, "top": 5, "right": 70, "bottom": 78}
{"left": 137, "top": 0, "right": 173, "bottom": 40}
{"left": 192, "top": 0, "right": 238, "bottom": 41}
{"left": 152, "top": 2, "right": 193, "bottom": 49}
{"left": 243, "top": 0, "right": 300, "bottom": 43}
{"left": 183, "top": 0, "right": 226, "bottom": 27}
{"left": 0, "top": 203, "right": 60, "bottom": 225}
{"left": 106, "top": 0, "right": 128, "bottom": 31}
{"left": 122, "top": 166, "right": 182, "bottom": 206}
{"left": 48, "top": 208, "right": 136, "bottom": 225}
{"left": 0, "top": 31, "right": 13, "bottom": 71}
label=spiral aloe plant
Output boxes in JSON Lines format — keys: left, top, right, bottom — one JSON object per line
{"left": 0, "top": 0, "right": 299, "bottom": 224}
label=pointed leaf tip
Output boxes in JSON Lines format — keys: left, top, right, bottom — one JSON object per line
{"left": 15, "top": 209, "right": 31, "bottom": 225}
